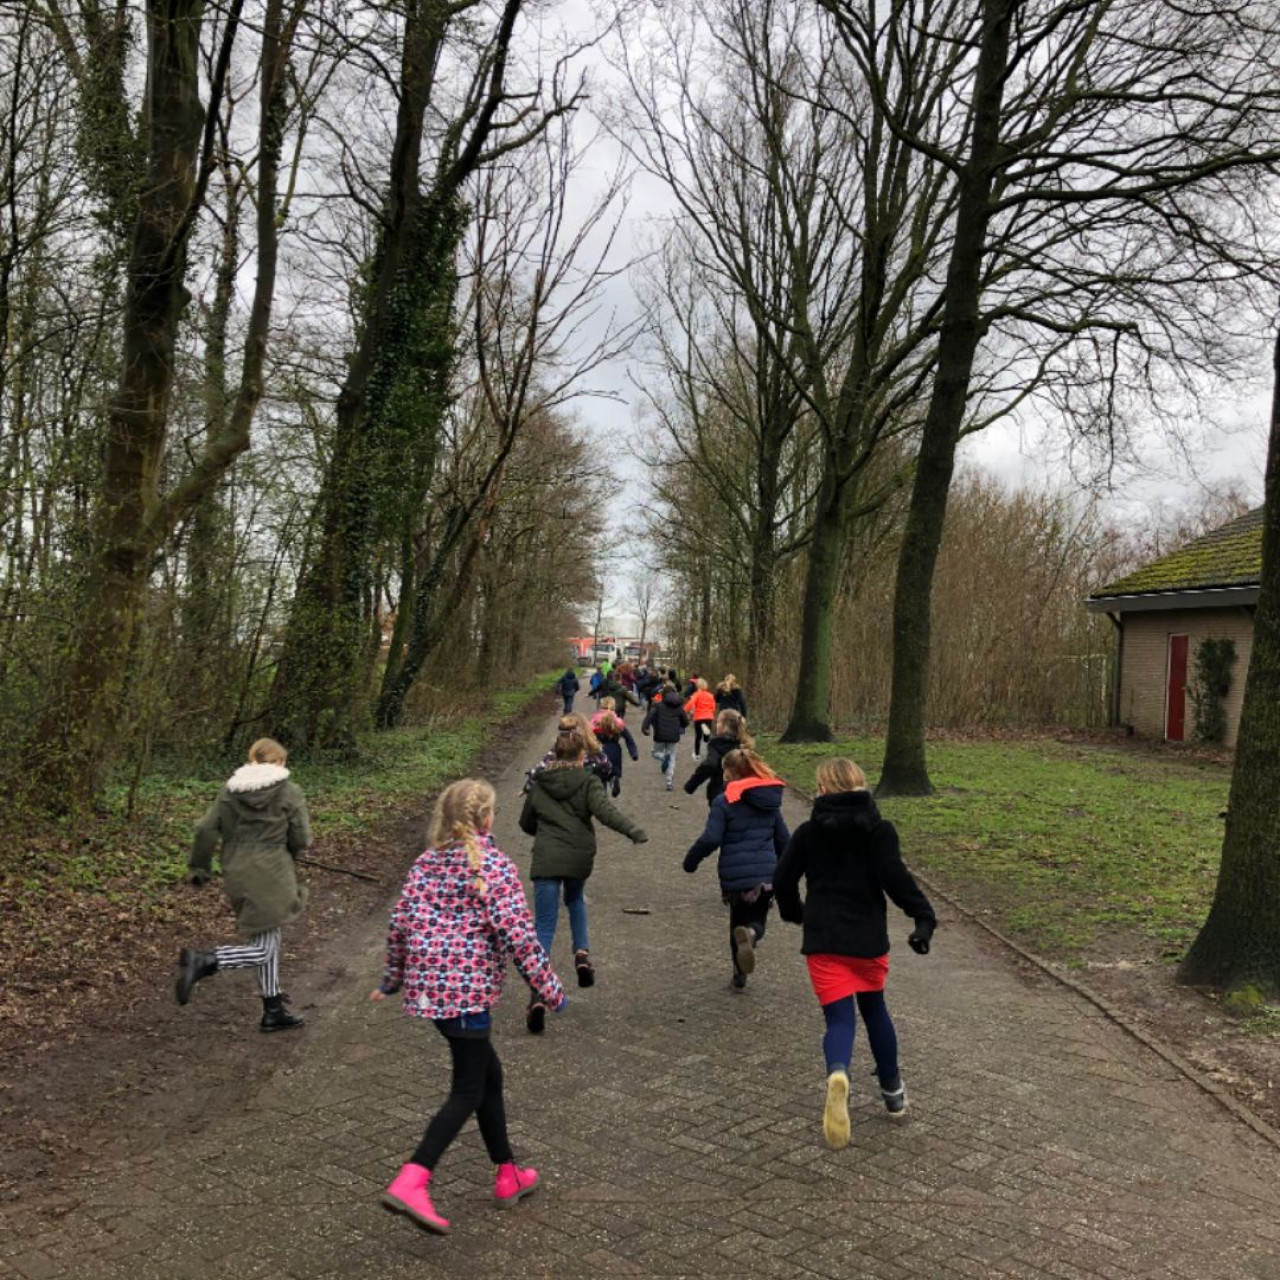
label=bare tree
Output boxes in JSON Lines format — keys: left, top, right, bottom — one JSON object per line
{"left": 811, "top": 0, "right": 1280, "bottom": 793}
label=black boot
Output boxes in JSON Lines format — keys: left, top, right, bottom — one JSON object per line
{"left": 175, "top": 948, "right": 218, "bottom": 1005}
{"left": 260, "top": 994, "right": 305, "bottom": 1032}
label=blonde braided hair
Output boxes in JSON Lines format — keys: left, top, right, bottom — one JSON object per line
{"left": 429, "top": 779, "right": 496, "bottom": 896}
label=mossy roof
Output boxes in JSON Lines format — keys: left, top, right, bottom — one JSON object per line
{"left": 1091, "top": 507, "right": 1264, "bottom": 599}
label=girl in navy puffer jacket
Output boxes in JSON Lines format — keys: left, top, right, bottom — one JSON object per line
{"left": 683, "top": 749, "right": 790, "bottom": 989}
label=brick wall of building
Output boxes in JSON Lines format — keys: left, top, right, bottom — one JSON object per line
{"left": 1118, "top": 607, "right": 1254, "bottom": 745}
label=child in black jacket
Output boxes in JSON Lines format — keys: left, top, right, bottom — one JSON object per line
{"left": 684, "top": 709, "right": 750, "bottom": 807}
{"left": 774, "top": 758, "right": 936, "bottom": 1149}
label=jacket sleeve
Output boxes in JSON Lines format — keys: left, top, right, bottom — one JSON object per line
{"left": 684, "top": 799, "right": 727, "bottom": 871}
{"left": 683, "top": 757, "right": 713, "bottom": 795}
{"left": 873, "top": 822, "right": 937, "bottom": 927}
{"left": 380, "top": 883, "right": 411, "bottom": 994}
{"left": 641, "top": 702, "right": 654, "bottom": 734}
{"left": 189, "top": 801, "right": 222, "bottom": 873}
{"left": 286, "top": 788, "right": 312, "bottom": 857}
{"left": 585, "top": 777, "right": 648, "bottom": 842}
{"left": 519, "top": 795, "right": 539, "bottom": 837}
{"left": 773, "top": 824, "right": 808, "bottom": 924}
{"left": 622, "top": 725, "right": 638, "bottom": 760}
{"left": 772, "top": 811, "right": 791, "bottom": 858}
{"left": 484, "top": 855, "right": 565, "bottom": 1008}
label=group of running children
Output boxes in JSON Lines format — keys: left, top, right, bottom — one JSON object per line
{"left": 173, "top": 666, "right": 937, "bottom": 1239}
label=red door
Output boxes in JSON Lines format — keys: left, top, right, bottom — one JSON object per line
{"left": 1166, "top": 634, "right": 1189, "bottom": 741}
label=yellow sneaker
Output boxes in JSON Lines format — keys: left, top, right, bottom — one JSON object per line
{"left": 823, "top": 1070, "right": 851, "bottom": 1150}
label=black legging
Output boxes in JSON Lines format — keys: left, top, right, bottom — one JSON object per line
{"left": 729, "top": 890, "right": 773, "bottom": 973}
{"left": 694, "top": 721, "right": 712, "bottom": 754}
{"left": 412, "top": 1028, "right": 514, "bottom": 1169}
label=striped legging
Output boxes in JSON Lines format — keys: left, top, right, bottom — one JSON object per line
{"left": 215, "top": 929, "right": 281, "bottom": 997}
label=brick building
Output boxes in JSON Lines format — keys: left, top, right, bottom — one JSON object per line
{"left": 1086, "top": 508, "right": 1262, "bottom": 745}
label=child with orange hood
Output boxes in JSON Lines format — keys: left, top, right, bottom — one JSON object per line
{"left": 682, "top": 749, "right": 790, "bottom": 990}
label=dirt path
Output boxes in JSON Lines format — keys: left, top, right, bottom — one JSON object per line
{"left": 0, "top": 693, "right": 550, "bottom": 1202}
{"left": 3, "top": 711, "right": 1280, "bottom": 1278}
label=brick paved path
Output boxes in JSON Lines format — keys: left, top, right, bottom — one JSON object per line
{"left": 4, "top": 712, "right": 1280, "bottom": 1279}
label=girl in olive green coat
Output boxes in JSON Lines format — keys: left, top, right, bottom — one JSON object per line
{"left": 175, "top": 738, "right": 312, "bottom": 1032}
{"left": 518, "top": 727, "right": 647, "bottom": 1030}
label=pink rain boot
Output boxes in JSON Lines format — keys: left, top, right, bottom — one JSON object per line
{"left": 493, "top": 1162, "right": 540, "bottom": 1209}
{"left": 381, "top": 1162, "right": 450, "bottom": 1234}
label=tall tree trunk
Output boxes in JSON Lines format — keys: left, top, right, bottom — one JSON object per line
{"left": 781, "top": 474, "right": 842, "bottom": 742}
{"left": 1178, "top": 328, "right": 1280, "bottom": 997}
{"left": 183, "top": 167, "right": 239, "bottom": 685}
{"left": 877, "top": 0, "right": 1017, "bottom": 797}
{"left": 31, "top": 0, "right": 289, "bottom": 808}
{"left": 30, "top": 0, "right": 207, "bottom": 807}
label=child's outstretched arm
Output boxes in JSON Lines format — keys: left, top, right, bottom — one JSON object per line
{"left": 683, "top": 756, "right": 713, "bottom": 795}
{"left": 518, "top": 794, "right": 539, "bottom": 836}
{"left": 188, "top": 802, "right": 222, "bottom": 885}
{"left": 286, "top": 790, "right": 312, "bottom": 857}
{"left": 586, "top": 777, "right": 649, "bottom": 844}
{"left": 622, "top": 724, "right": 639, "bottom": 761}
{"left": 773, "top": 826, "right": 809, "bottom": 923}
{"left": 682, "top": 801, "right": 727, "bottom": 873}
{"left": 485, "top": 857, "right": 565, "bottom": 1009}
{"left": 379, "top": 898, "right": 410, "bottom": 995}
{"left": 872, "top": 822, "right": 937, "bottom": 951}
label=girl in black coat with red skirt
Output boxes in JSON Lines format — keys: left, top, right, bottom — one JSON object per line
{"left": 774, "top": 758, "right": 936, "bottom": 1149}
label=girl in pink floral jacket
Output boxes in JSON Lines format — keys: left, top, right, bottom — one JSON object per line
{"left": 371, "top": 778, "right": 564, "bottom": 1236}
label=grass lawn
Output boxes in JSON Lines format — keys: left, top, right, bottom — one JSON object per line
{"left": 759, "top": 733, "right": 1231, "bottom": 965}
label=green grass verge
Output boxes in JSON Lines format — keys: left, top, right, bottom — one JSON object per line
{"left": 3, "top": 672, "right": 557, "bottom": 910}
{"left": 759, "top": 733, "right": 1229, "bottom": 964}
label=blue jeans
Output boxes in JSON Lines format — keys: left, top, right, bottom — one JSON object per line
{"left": 651, "top": 740, "right": 677, "bottom": 784}
{"left": 533, "top": 877, "right": 588, "bottom": 955}
{"left": 562, "top": 695, "right": 575, "bottom": 714}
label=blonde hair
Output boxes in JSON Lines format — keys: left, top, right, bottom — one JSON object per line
{"left": 722, "top": 747, "right": 777, "bottom": 782}
{"left": 599, "top": 697, "right": 616, "bottom": 712}
{"left": 696, "top": 677, "right": 709, "bottom": 692}
{"left": 429, "top": 779, "right": 496, "bottom": 895}
{"left": 815, "top": 758, "right": 868, "bottom": 794}
{"left": 714, "top": 709, "right": 753, "bottom": 749}
{"left": 719, "top": 674, "right": 739, "bottom": 692}
{"left": 248, "top": 737, "right": 287, "bottom": 765}
{"left": 559, "top": 712, "right": 600, "bottom": 754}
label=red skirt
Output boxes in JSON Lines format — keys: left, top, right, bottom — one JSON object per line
{"left": 806, "top": 953, "right": 889, "bottom": 1004}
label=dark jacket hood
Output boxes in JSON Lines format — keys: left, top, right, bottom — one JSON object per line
{"left": 812, "top": 789, "right": 881, "bottom": 832}
{"left": 534, "top": 767, "right": 595, "bottom": 801}
{"left": 660, "top": 690, "right": 685, "bottom": 709}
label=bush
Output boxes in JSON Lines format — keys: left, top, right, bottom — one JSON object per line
{"left": 1191, "top": 637, "right": 1236, "bottom": 744}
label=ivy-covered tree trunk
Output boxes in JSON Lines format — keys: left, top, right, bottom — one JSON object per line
{"left": 30, "top": 0, "right": 207, "bottom": 808}
{"left": 1179, "top": 329, "right": 1280, "bottom": 998}
{"left": 266, "top": 0, "right": 456, "bottom": 752}
{"left": 877, "top": 0, "right": 1016, "bottom": 797}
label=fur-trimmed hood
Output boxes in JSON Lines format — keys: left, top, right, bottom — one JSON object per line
{"left": 226, "top": 762, "right": 290, "bottom": 798}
